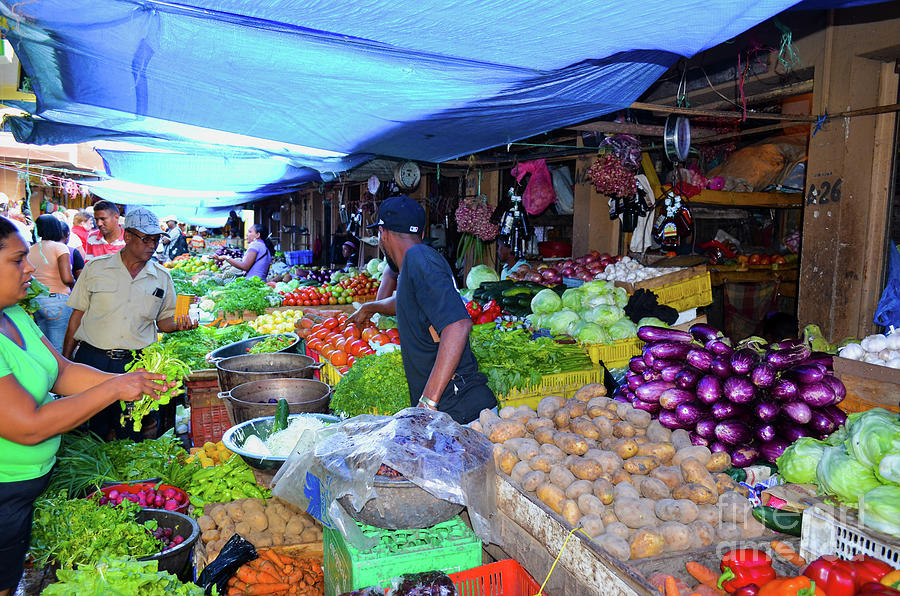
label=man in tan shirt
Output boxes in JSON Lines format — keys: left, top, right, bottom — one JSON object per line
{"left": 63, "top": 207, "right": 196, "bottom": 440}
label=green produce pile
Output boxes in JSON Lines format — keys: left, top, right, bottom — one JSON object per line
{"left": 31, "top": 495, "right": 162, "bottom": 569}
{"left": 124, "top": 343, "right": 192, "bottom": 432}
{"left": 43, "top": 558, "right": 205, "bottom": 596}
{"left": 777, "top": 408, "right": 900, "bottom": 536}
{"left": 530, "top": 280, "right": 638, "bottom": 344}
{"left": 330, "top": 351, "right": 411, "bottom": 417}
{"left": 187, "top": 453, "right": 270, "bottom": 515}
{"left": 248, "top": 334, "right": 294, "bottom": 354}
{"left": 47, "top": 431, "right": 197, "bottom": 498}
{"left": 19, "top": 278, "right": 50, "bottom": 314}
{"left": 473, "top": 279, "right": 554, "bottom": 318}
{"left": 159, "top": 323, "right": 259, "bottom": 370}
{"left": 208, "top": 276, "right": 280, "bottom": 314}
{"left": 470, "top": 325, "right": 594, "bottom": 396}
{"left": 170, "top": 269, "right": 227, "bottom": 298}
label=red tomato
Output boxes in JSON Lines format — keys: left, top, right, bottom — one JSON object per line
{"left": 346, "top": 355, "right": 355, "bottom": 367}
{"left": 385, "top": 328, "right": 399, "bottom": 339}
{"left": 307, "top": 339, "right": 323, "bottom": 352}
{"left": 344, "top": 326, "right": 361, "bottom": 340}
{"left": 759, "top": 255, "right": 771, "bottom": 265}
{"left": 748, "top": 254, "right": 761, "bottom": 265}
{"left": 322, "top": 317, "right": 338, "bottom": 329}
{"left": 330, "top": 350, "right": 348, "bottom": 366}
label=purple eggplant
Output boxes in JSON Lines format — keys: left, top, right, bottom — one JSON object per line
{"left": 750, "top": 363, "right": 777, "bottom": 388}
{"left": 760, "top": 440, "right": 790, "bottom": 463}
{"left": 783, "top": 400, "right": 812, "bottom": 424}
{"left": 766, "top": 344, "right": 812, "bottom": 370}
{"left": 780, "top": 422, "right": 811, "bottom": 442}
{"left": 754, "top": 400, "right": 780, "bottom": 422}
{"left": 629, "top": 356, "right": 647, "bottom": 374}
{"left": 675, "top": 367, "right": 702, "bottom": 390}
{"left": 770, "top": 339, "right": 801, "bottom": 350}
{"left": 715, "top": 420, "right": 752, "bottom": 445}
{"left": 689, "top": 323, "right": 722, "bottom": 344}
{"left": 710, "top": 355, "right": 734, "bottom": 378}
{"left": 626, "top": 374, "right": 643, "bottom": 390}
{"left": 756, "top": 423, "right": 777, "bottom": 442}
{"left": 659, "top": 388, "right": 696, "bottom": 410}
{"left": 643, "top": 349, "right": 656, "bottom": 368}
{"left": 638, "top": 326, "right": 693, "bottom": 343}
{"left": 824, "top": 405, "right": 847, "bottom": 427}
{"left": 660, "top": 364, "right": 684, "bottom": 383}
{"left": 731, "top": 446, "right": 761, "bottom": 467}
{"left": 821, "top": 375, "right": 846, "bottom": 401}
{"left": 632, "top": 398, "right": 661, "bottom": 414}
{"left": 690, "top": 433, "right": 710, "bottom": 446}
{"left": 786, "top": 364, "right": 825, "bottom": 384}
{"left": 723, "top": 376, "right": 756, "bottom": 404}
{"left": 695, "top": 417, "right": 718, "bottom": 440}
{"left": 652, "top": 358, "right": 683, "bottom": 372}
{"left": 695, "top": 375, "right": 723, "bottom": 404}
{"left": 799, "top": 381, "right": 836, "bottom": 407}
{"left": 711, "top": 400, "right": 742, "bottom": 420}
{"left": 770, "top": 378, "right": 799, "bottom": 402}
{"left": 686, "top": 349, "right": 714, "bottom": 371}
{"left": 806, "top": 352, "right": 835, "bottom": 370}
{"left": 634, "top": 380, "right": 675, "bottom": 403}
{"left": 706, "top": 338, "right": 734, "bottom": 357}
{"left": 710, "top": 441, "right": 729, "bottom": 453}
{"left": 643, "top": 369, "right": 661, "bottom": 382}
{"left": 658, "top": 409, "right": 687, "bottom": 429}
{"left": 676, "top": 402, "right": 704, "bottom": 425}
{"left": 730, "top": 349, "right": 758, "bottom": 375}
{"left": 649, "top": 341, "right": 694, "bottom": 361}
{"left": 809, "top": 410, "right": 837, "bottom": 436}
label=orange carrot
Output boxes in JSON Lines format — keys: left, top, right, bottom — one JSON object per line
{"left": 235, "top": 565, "right": 281, "bottom": 584}
{"left": 666, "top": 575, "right": 681, "bottom": 596}
{"left": 259, "top": 549, "right": 288, "bottom": 573}
{"left": 244, "top": 583, "right": 292, "bottom": 595}
{"left": 770, "top": 540, "right": 806, "bottom": 567}
{"left": 685, "top": 562, "right": 723, "bottom": 593}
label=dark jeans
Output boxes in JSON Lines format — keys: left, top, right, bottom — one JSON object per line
{"left": 73, "top": 342, "right": 157, "bottom": 442}
{"left": 0, "top": 471, "right": 52, "bottom": 590}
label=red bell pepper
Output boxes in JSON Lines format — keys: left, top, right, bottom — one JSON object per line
{"left": 758, "top": 577, "right": 825, "bottom": 596}
{"left": 851, "top": 556, "right": 895, "bottom": 587}
{"left": 719, "top": 550, "right": 777, "bottom": 593}
{"left": 466, "top": 300, "right": 482, "bottom": 319}
{"left": 859, "top": 582, "right": 900, "bottom": 596}
{"left": 805, "top": 556, "right": 895, "bottom": 595}
{"left": 734, "top": 585, "right": 762, "bottom": 596}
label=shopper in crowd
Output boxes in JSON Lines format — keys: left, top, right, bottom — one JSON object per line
{"left": 214, "top": 223, "right": 273, "bottom": 281}
{"left": 330, "top": 223, "right": 351, "bottom": 268}
{"left": 62, "top": 208, "right": 196, "bottom": 441}
{"left": 159, "top": 215, "right": 188, "bottom": 261}
{"left": 497, "top": 235, "right": 528, "bottom": 280}
{"left": 59, "top": 222, "right": 85, "bottom": 279}
{"left": 341, "top": 240, "right": 358, "bottom": 269}
{"left": 84, "top": 200, "right": 125, "bottom": 259}
{"left": 0, "top": 215, "right": 167, "bottom": 596}
{"left": 0, "top": 193, "right": 29, "bottom": 237}
{"left": 189, "top": 227, "right": 207, "bottom": 252}
{"left": 27, "top": 215, "right": 75, "bottom": 353}
{"left": 71, "top": 211, "right": 92, "bottom": 247}
{"left": 226, "top": 210, "right": 243, "bottom": 240}
{"left": 350, "top": 196, "right": 496, "bottom": 424}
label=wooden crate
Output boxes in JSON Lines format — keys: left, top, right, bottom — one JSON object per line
{"left": 613, "top": 265, "right": 707, "bottom": 294}
{"left": 832, "top": 356, "right": 900, "bottom": 413}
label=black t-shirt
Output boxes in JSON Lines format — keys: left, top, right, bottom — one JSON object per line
{"left": 396, "top": 244, "right": 496, "bottom": 423}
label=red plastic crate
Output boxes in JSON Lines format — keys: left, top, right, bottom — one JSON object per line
{"left": 449, "top": 560, "right": 542, "bottom": 596}
{"left": 186, "top": 371, "right": 230, "bottom": 446}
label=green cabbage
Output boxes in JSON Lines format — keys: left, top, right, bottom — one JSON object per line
{"left": 366, "top": 258, "right": 382, "bottom": 277}
{"left": 613, "top": 287, "right": 628, "bottom": 308}
{"left": 816, "top": 446, "right": 882, "bottom": 504}
{"left": 581, "top": 280, "right": 615, "bottom": 297}
{"left": 844, "top": 408, "right": 900, "bottom": 469}
{"left": 582, "top": 293, "right": 615, "bottom": 309}
{"left": 777, "top": 437, "right": 827, "bottom": 484}
{"left": 466, "top": 265, "right": 499, "bottom": 290}
{"left": 607, "top": 318, "right": 637, "bottom": 341}
{"left": 531, "top": 289, "right": 562, "bottom": 315}
{"left": 561, "top": 288, "right": 583, "bottom": 311}
{"left": 877, "top": 451, "right": 900, "bottom": 485}
{"left": 573, "top": 322, "right": 611, "bottom": 344}
{"left": 859, "top": 485, "right": 900, "bottom": 537}
{"left": 638, "top": 317, "right": 669, "bottom": 328}
{"left": 548, "top": 310, "right": 581, "bottom": 336}
{"left": 583, "top": 304, "right": 625, "bottom": 327}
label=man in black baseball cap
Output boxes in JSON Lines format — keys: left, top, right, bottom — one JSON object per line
{"left": 351, "top": 196, "right": 496, "bottom": 424}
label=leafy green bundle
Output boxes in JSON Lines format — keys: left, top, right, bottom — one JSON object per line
{"left": 469, "top": 326, "right": 594, "bottom": 396}
{"left": 208, "top": 276, "right": 279, "bottom": 314}
{"left": 124, "top": 343, "right": 192, "bottom": 432}
{"left": 248, "top": 334, "right": 294, "bottom": 354}
{"left": 158, "top": 323, "right": 259, "bottom": 370}
{"left": 43, "top": 558, "right": 206, "bottom": 595}
{"left": 31, "top": 495, "right": 163, "bottom": 569}
{"left": 330, "top": 351, "right": 411, "bottom": 417}
{"left": 18, "top": 278, "right": 50, "bottom": 314}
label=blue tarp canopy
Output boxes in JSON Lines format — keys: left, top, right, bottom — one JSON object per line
{"left": 0, "top": 1, "right": 864, "bottom": 209}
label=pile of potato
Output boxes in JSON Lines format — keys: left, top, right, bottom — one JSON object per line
{"left": 472, "top": 384, "right": 766, "bottom": 561}
{"left": 198, "top": 497, "right": 323, "bottom": 561}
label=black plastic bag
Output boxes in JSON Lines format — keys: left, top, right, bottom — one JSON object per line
{"left": 195, "top": 533, "right": 257, "bottom": 596}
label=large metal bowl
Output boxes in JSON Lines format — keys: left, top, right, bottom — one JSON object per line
{"left": 219, "top": 377, "right": 331, "bottom": 426}
{"left": 338, "top": 476, "right": 465, "bottom": 530}
{"left": 136, "top": 509, "right": 199, "bottom": 581}
{"left": 208, "top": 332, "right": 300, "bottom": 361}
{"left": 222, "top": 413, "right": 340, "bottom": 471}
{"left": 214, "top": 349, "right": 322, "bottom": 392}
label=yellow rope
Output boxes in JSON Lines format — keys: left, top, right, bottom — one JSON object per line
{"left": 536, "top": 525, "right": 593, "bottom": 595}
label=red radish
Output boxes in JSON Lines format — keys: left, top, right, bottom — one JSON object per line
{"left": 108, "top": 490, "right": 120, "bottom": 500}
{"left": 164, "top": 499, "right": 178, "bottom": 511}
{"left": 173, "top": 492, "right": 185, "bottom": 504}
{"left": 154, "top": 495, "right": 165, "bottom": 507}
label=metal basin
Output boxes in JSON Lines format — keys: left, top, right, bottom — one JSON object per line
{"left": 338, "top": 476, "right": 465, "bottom": 530}
{"left": 219, "top": 377, "right": 331, "bottom": 426}
{"left": 214, "top": 350, "right": 321, "bottom": 392}
{"left": 222, "top": 413, "right": 340, "bottom": 471}
{"left": 208, "top": 332, "right": 301, "bottom": 361}
{"left": 136, "top": 509, "right": 199, "bottom": 581}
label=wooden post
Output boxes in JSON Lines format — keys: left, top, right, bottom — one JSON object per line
{"left": 798, "top": 16, "right": 900, "bottom": 341}
{"left": 573, "top": 140, "right": 620, "bottom": 256}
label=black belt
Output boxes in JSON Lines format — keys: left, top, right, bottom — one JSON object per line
{"left": 77, "top": 342, "right": 139, "bottom": 360}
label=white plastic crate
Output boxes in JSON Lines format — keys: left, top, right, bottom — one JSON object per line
{"left": 801, "top": 504, "right": 900, "bottom": 567}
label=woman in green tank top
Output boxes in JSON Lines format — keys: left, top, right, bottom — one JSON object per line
{"left": 0, "top": 217, "right": 170, "bottom": 596}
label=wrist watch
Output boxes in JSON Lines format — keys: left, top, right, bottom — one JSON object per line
{"left": 418, "top": 395, "right": 439, "bottom": 409}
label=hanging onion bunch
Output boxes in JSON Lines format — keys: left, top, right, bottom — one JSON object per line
{"left": 588, "top": 153, "right": 637, "bottom": 198}
{"left": 455, "top": 196, "right": 499, "bottom": 267}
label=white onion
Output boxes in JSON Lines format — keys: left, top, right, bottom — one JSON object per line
{"left": 888, "top": 357, "right": 900, "bottom": 369}
{"left": 861, "top": 334, "right": 888, "bottom": 353}
{"left": 839, "top": 343, "right": 864, "bottom": 360}
{"left": 887, "top": 333, "right": 900, "bottom": 350}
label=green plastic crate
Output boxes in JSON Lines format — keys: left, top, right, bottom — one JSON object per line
{"left": 324, "top": 516, "right": 482, "bottom": 596}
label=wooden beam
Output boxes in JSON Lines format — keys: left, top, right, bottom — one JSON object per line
{"left": 628, "top": 101, "right": 818, "bottom": 122}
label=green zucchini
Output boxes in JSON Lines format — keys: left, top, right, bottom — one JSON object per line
{"left": 272, "top": 398, "right": 290, "bottom": 433}
{"left": 751, "top": 505, "right": 802, "bottom": 536}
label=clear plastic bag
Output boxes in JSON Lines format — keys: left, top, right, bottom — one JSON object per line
{"left": 272, "top": 408, "right": 498, "bottom": 550}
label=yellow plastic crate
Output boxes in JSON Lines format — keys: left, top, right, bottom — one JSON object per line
{"left": 318, "top": 355, "right": 344, "bottom": 386}
{"left": 498, "top": 367, "right": 605, "bottom": 410}
{"left": 585, "top": 336, "right": 644, "bottom": 368}
{"left": 650, "top": 271, "right": 713, "bottom": 311}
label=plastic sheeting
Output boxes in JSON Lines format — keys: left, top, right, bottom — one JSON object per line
{"left": 272, "top": 408, "right": 496, "bottom": 550}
